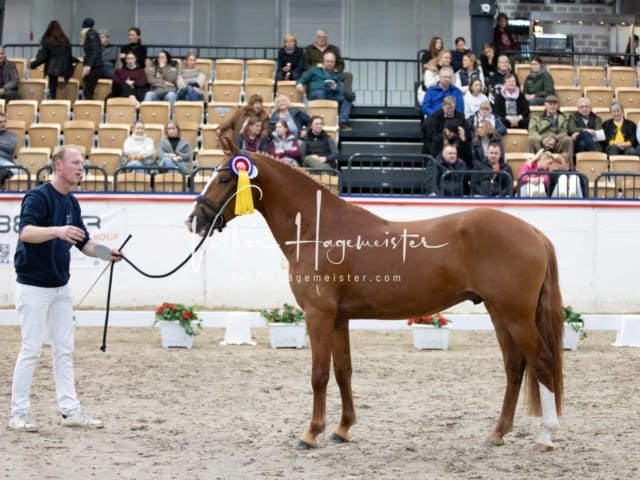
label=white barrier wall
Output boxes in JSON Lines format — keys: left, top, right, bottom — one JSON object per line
{"left": 1, "top": 193, "right": 639, "bottom": 314}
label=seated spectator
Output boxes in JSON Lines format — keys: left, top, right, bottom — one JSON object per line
{"left": 0, "top": 112, "right": 17, "bottom": 188}
{"left": 493, "top": 12, "right": 520, "bottom": 56}
{"left": 157, "top": 121, "right": 193, "bottom": 174}
{"left": 421, "top": 66, "right": 464, "bottom": 118}
{"left": 119, "top": 27, "right": 147, "bottom": 69}
{"left": 176, "top": 52, "right": 205, "bottom": 101}
{"left": 471, "top": 119, "right": 502, "bottom": 165}
{"left": 216, "top": 93, "right": 269, "bottom": 140}
{"left": 418, "top": 50, "right": 453, "bottom": 104}
{"left": 269, "top": 120, "right": 301, "bottom": 166}
{"left": 269, "top": 94, "right": 309, "bottom": 138}
{"left": 425, "top": 144, "right": 468, "bottom": 196}
{"left": 301, "top": 115, "right": 338, "bottom": 170}
{"left": 471, "top": 141, "right": 513, "bottom": 197}
{"left": 276, "top": 34, "right": 304, "bottom": 81}
{"left": 517, "top": 149, "right": 553, "bottom": 197}
{"left": 450, "top": 37, "right": 471, "bottom": 73}
{"left": 110, "top": 51, "right": 148, "bottom": 105}
{"left": 603, "top": 101, "right": 637, "bottom": 155}
{"left": 523, "top": 56, "right": 555, "bottom": 106}
{"left": 480, "top": 43, "right": 498, "bottom": 84}
{"left": 424, "top": 95, "right": 468, "bottom": 157}
{"left": 235, "top": 117, "right": 269, "bottom": 153}
{"left": 455, "top": 52, "right": 485, "bottom": 95}
{"left": 624, "top": 35, "right": 640, "bottom": 67}
{"left": 0, "top": 46, "right": 19, "bottom": 101}
{"left": 144, "top": 50, "right": 178, "bottom": 112}
{"left": 121, "top": 121, "right": 156, "bottom": 168}
{"left": 549, "top": 153, "right": 585, "bottom": 198}
{"left": 296, "top": 51, "right": 352, "bottom": 130}
{"left": 468, "top": 100, "right": 507, "bottom": 137}
{"left": 441, "top": 118, "right": 472, "bottom": 167}
{"left": 464, "top": 78, "right": 490, "bottom": 120}
{"left": 421, "top": 36, "right": 444, "bottom": 71}
{"left": 99, "top": 29, "right": 118, "bottom": 79}
{"left": 489, "top": 55, "right": 515, "bottom": 102}
{"left": 492, "top": 73, "right": 529, "bottom": 129}
{"left": 527, "top": 95, "right": 573, "bottom": 164}
{"left": 303, "top": 30, "right": 354, "bottom": 101}
{"left": 567, "top": 97, "right": 604, "bottom": 154}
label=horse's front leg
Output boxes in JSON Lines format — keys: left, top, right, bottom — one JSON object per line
{"left": 297, "top": 314, "right": 333, "bottom": 449}
{"left": 328, "top": 319, "right": 355, "bottom": 443}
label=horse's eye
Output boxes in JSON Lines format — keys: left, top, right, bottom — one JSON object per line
{"left": 219, "top": 176, "right": 231, "bottom": 184}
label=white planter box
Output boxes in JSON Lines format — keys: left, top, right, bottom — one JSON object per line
{"left": 562, "top": 324, "right": 580, "bottom": 351}
{"left": 158, "top": 321, "right": 194, "bottom": 349}
{"left": 411, "top": 324, "right": 450, "bottom": 350}
{"left": 268, "top": 323, "right": 307, "bottom": 349}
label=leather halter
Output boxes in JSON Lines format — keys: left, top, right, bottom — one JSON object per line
{"left": 194, "top": 166, "right": 233, "bottom": 234}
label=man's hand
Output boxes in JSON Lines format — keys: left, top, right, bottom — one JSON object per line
{"left": 57, "top": 225, "right": 86, "bottom": 245}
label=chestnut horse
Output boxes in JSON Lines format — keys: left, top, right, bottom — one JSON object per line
{"left": 187, "top": 138, "right": 564, "bottom": 451}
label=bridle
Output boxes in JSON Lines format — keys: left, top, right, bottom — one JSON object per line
{"left": 194, "top": 166, "right": 233, "bottom": 235}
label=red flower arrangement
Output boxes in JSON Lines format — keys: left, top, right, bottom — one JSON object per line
{"left": 407, "top": 312, "right": 450, "bottom": 328}
{"left": 154, "top": 302, "right": 203, "bottom": 336}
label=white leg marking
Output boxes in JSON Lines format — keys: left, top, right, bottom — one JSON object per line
{"left": 536, "top": 382, "right": 559, "bottom": 448}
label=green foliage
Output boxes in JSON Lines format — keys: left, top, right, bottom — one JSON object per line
{"left": 154, "top": 302, "right": 203, "bottom": 337}
{"left": 260, "top": 303, "right": 305, "bottom": 324}
{"left": 563, "top": 305, "right": 587, "bottom": 340}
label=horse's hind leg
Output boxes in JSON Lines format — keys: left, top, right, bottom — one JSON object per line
{"left": 328, "top": 320, "right": 356, "bottom": 443}
{"left": 485, "top": 314, "right": 527, "bottom": 447}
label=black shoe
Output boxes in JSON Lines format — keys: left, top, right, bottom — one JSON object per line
{"left": 339, "top": 123, "right": 352, "bottom": 131}
{"left": 0, "top": 168, "right": 13, "bottom": 189}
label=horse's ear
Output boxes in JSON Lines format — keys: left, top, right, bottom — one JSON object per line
{"left": 220, "top": 136, "right": 240, "bottom": 156}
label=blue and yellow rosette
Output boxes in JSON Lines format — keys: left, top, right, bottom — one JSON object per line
{"left": 230, "top": 154, "right": 258, "bottom": 215}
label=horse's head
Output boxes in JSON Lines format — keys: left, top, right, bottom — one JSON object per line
{"left": 186, "top": 137, "right": 260, "bottom": 236}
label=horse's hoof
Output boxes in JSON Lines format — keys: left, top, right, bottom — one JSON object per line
{"left": 483, "top": 434, "right": 505, "bottom": 447}
{"left": 535, "top": 442, "right": 554, "bottom": 453}
{"left": 295, "top": 439, "right": 314, "bottom": 450}
{"left": 327, "top": 432, "right": 348, "bottom": 444}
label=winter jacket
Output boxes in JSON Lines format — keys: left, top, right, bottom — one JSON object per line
{"left": 0, "top": 60, "right": 19, "bottom": 94}
{"left": 30, "top": 40, "right": 73, "bottom": 78}
{"left": 523, "top": 67, "right": 555, "bottom": 101}
{"left": 276, "top": 47, "right": 304, "bottom": 80}
{"left": 493, "top": 87, "right": 530, "bottom": 129}
{"left": 269, "top": 133, "right": 301, "bottom": 164}
{"left": 567, "top": 111, "right": 604, "bottom": 136}
{"left": 471, "top": 158, "right": 513, "bottom": 197}
{"left": 421, "top": 83, "right": 465, "bottom": 117}
{"left": 602, "top": 118, "right": 637, "bottom": 148}
{"left": 146, "top": 64, "right": 178, "bottom": 95}
{"left": 297, "top": 65, "right": 343, "bottom": 96}
{"left": 301, "top": 130, "right": 338, "bottom": 167}
{"left": 157, "top": 137, "right": 192, "bottom": 163}
{"left": 528, "top": 112, "right": 569, "bottom": 144}
{"left": 425, "top": 154, "right": 469, "bottom": 196}
{"left": 83, "top": 28, "right": 102, "bottom": 68}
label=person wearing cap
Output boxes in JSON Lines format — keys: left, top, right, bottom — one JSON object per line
{"left": 80, "top": 18, "right": 102, "bottom": 100}
{"left": 523, "top": 56, "right": 555, "bottom": 106}
{"left": 98, "top": 29, "right": 118, "bottom": 79}
{"left": 527, "top": 95, "right": 573, "bottom": 164}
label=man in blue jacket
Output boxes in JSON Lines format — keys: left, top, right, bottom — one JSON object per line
{"left": 421, "top": 66, "right": 464, "bottom": 117}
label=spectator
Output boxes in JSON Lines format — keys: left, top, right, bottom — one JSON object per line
{"left": 492, "top": 73, "right": 529, "bottom": 129}
{"left": 119, "top": 27, "right": 147, "bottom": 69}
{"left": 121, "top": 121, "right": 156, "bottom": 168}
{"left": 144, "top": 50, "right": 178, "bottom": 113}
{"left": 269, "top": 120, "right": 302, "bottom": 166}
{"left": 421, "top": 36, "right": 444, "bottom": 71}
{"left": 269, "top": 94, "right": 309, "bottom": 139}
{"left": 527, "top": 95, "right": 573, "bottom": 164}
{"left": 296, "top": 51, "right": 353, "bottom": 130}
{"left": 157, "top": 121, "right": 192, "bottom": 174}
{"left": 216, "top": 93, "right": 269, "bottom": 140}
{"left": 0, "top": 46, "right": 19, "bottom": 101}
{"left": 549, "top": 153, "right": 585, "bottom": 198}
{"left": 623, "top": 35, "right": 639, "bottom": 67}
{"left": 455, "top": 52, "right": 485, "bottom": 95}
{"left": 303, "top": 29, "right": 354, "bottom": 101}
{"left": 235, "top": 117, "right": 269, "bottom": 153}
{"left": 30, "top": 20, "right": 74, "bottom": 100}
{"left": 480, "top": 42, "right": 498, "bottom": 83}
{"left": 464, "top": 78, "right": 490, "bottom": 120}
{"left": 493, "top": 12, "right": 519, "bottom": 56}
{"left": 468, "top": 100, "right": 507, "bottom": 137}
{"left": 426, "top": 143, "right": 468, "bottom": 196}
{"left": 602, "top": 101, "right": 637, "bottom": 155}
{"left": 98, "top": 29, "right": 118, "bottom": 79}
{"left": 450, "top": 36, "right": 471, "bottom": 73}
{"left": 471, "top": 119, "right": 503, "bottom": 166}
{"left": 471, "top": 141, "right": 513, "bottom": 197}
{"left": 176, "top": 52, "right": 205, "bottom": 101}
{"left": 424, "top": 95, "right": 468, "bottom": 157}
{"left": 0, "top": 113, "right": 17, "bottom": 188}
{"left": 489, "top": 54, "right": 515, "bottom": 102}
{"left": 567, "top": 97, "right": 604, "bottom": 154}
{"left": 80, "top": 18, "right": 102, "bottom": 100}
{"left": 418, "top": 50, "right": 452, "bottom": 104}
{"left": 301, "top": 115, "right": 338, "bottom": 170}
{"left": 276, "top": 34, "right": 304, "bottom": 81}
{"left": 523, "top": 56, "right": 555, "bottom": 106}
{"left": 517, "top": 149, "right": 553, "bottom": 197}
{"left": 110, "top": 52, "right": 148, "bottom": 105}
{"left": 421, "top": 66, "right": 464, "bottom": 118}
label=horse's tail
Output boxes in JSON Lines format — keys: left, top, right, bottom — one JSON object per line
{"left": 525, "top": 235, "right": 564, "bottom": 416}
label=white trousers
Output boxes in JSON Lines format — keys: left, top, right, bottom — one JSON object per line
{"left": 11, "top": 283, "right": 80, "bottom": 415}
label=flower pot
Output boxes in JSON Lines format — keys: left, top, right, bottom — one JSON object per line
{"left": 411, "top": 324, "right": 450, "bottom": 350}
{"left": 158, "top": 321, "right": 194, "bottom": 349}
{"left": 268, "top": 323, "right": 307, "bottom": 349}
{"left": 563, "top": 324, "right": 580, "bottom": 351}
